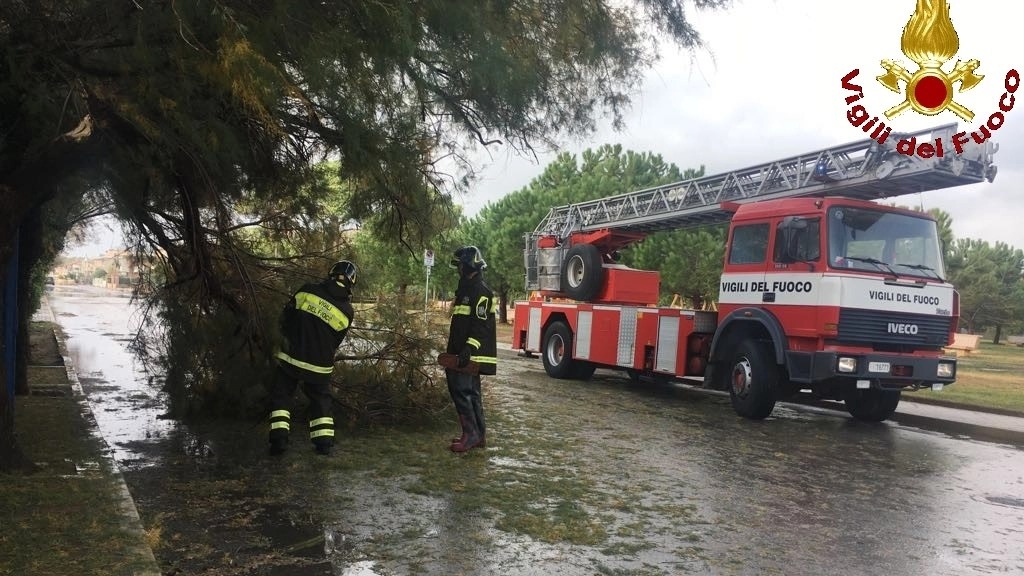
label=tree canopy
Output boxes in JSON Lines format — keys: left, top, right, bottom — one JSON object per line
{"left": 1, "top": 0, "right": 733, "bottom": 264}
{"left": 947, "top": 238, "right": 1024, "bottom": 341}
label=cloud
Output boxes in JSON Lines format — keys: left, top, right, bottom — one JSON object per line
{"left": 461, "top": 0, "right": 1024, "bottom": 248}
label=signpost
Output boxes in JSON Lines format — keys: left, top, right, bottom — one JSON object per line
{"left": 423, "top": 249, "right": 434, "bottom": 319}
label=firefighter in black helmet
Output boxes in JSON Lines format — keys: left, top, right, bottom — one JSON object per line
{"left": 445, "top": 245, "right": 497, "bottom": 452}
{"left": 269, "top": 260, "right": 357, "bottom": 456}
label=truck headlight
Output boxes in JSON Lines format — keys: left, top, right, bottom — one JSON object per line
{"left": 837, "top": 357, "right": 858, "bottom": 373}
{"left": 937, "top": 362, "right": 954, "bottom": 378}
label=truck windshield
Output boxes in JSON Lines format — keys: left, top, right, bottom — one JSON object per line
{"left": 827, "top": 206, "right": 946, "bottom": 280}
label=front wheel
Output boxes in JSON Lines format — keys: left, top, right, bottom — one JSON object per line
{"left": 844, "top": 387, "right": 901, "bottom": 422}
{"left": 728, "top": 339, "right": 778, "bottom": 420}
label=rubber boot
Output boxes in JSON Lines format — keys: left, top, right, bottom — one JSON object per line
{"left": 451, "top": 414, "right": 467, "bottom": 445}
{"left": 269, "top": 436, "right": 288, "bottom": 456}
{"left": 471, "top": 394, "right": 486, "bottom": 448}
{"left": 450, "top": 415, "right": 487, "bottom": 447}
{"left": 450, "top": 419, "right": 483, "bottom": 453}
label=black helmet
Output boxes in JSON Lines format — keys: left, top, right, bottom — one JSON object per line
{"left": 329, "top": 260, "right": 357, "bottom": 285}
{"left": 450, "top": 245, "right": 487, "bottom": 272}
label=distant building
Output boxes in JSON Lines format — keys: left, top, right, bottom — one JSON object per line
{"left": 52, "top": 249, "right": 146, "bottom": 290}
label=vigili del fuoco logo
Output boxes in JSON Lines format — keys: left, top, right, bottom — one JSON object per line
{"left": 840, "top": 0, "right": 1018, "bottom": 158}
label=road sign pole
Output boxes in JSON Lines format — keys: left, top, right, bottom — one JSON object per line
{"left": 423, "top": 249, "right": 435, "bottom": 321}
{"left": 424, "top": 266, "right": 430, "bottom": 317}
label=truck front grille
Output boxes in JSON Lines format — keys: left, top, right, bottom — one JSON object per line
{"left": 837, "top": 308, "right": 952, "bottom": 349}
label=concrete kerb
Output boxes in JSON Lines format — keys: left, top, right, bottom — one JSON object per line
{"left": 43, "top": 296, "right": 162, "bottom": 576}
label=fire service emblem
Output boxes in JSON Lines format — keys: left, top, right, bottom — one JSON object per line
{"left": 875, "top": 0, "right": 984, "bottom": 121}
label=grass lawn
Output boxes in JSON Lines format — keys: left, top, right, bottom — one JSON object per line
{"left": 926, "top": 341, "right": 1024, "bottom": 415}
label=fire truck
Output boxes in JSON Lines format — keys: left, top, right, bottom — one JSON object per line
{"left": 511, "top": 123, "right": 999, "bottom": 422}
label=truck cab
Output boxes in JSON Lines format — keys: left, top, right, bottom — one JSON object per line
{"left": 711, "top": 197, "right": 958, "bottom": 421}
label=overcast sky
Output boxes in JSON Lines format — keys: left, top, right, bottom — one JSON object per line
{"left": 69, "top": 0, "right": 1022, "bottom": 257}
{"left": 457, "top": 0, "right": 1023, "bottom": 248}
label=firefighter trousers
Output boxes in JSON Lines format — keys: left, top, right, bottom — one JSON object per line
{"left": 268, "top": 365, "right": 335, "bottom": 449}
{"left": 446, "top": 370, "right": 486, "bottom": 439}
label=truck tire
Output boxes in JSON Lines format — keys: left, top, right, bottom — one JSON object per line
{"left": 561, "top": 244, "right": 604, "bottom": 301}
{"left": 844, "top": 388, "right": 901, "bottom": 422}
{"left": 727, "top": 339, "right": 778, "bottom": 420}
{"left": 542, "top": 321, "right": 577, "bottom": 379}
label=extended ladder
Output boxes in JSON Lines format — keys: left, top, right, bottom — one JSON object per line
{"left": 533, "top": 123, "right": 997, "bottom": 240}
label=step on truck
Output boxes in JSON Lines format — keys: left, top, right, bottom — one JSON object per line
{"left": 511, "top": 123, "right": 999, "bottom": 422}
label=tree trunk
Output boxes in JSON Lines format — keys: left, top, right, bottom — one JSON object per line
{"left": 688, "top": 293, "right": 705, "bottom": 311}
{"left": 993, "top": 324, "right": 1003, "bottom": 345}
{"left": 498, "top": 289, "right": 508, "bottom": 324}
{"left": 0, "top": 380, "right": 34, "bottom": 472}
{"left": 15, "top": 207, "right": 44, "bottom": 396}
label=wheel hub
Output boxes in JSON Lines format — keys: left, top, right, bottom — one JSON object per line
{"left": 547, "top": 335, "right": 564, "bottom": 366}
{"left": 731, "top": 358, "right": 753, "bottom": 398}
{"left": 566, "top": 256, "right": 584, "bottom": 288}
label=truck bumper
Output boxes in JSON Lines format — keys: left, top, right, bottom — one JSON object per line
{"left": 786, "top": 350, "right": 957, "bottom": 388}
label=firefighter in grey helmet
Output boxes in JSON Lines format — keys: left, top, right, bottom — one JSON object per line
{"left": 269, "top": 260, "right": 357, "bottom": 456}
{"left": 445, "top": 246, "right": 497, "bottom": 452}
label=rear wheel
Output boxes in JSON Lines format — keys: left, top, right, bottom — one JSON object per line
{"left": 728, "top": 339, "right": 778, "bottom": 420}
{"left": 844, "top": 387, "right": 901, "bottom": 422}
{"left": 542, "top": 321, "right": 576, "bottom": 379}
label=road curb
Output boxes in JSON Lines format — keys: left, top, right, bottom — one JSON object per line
{"left": 899, "top": 394, "right": 1024, "bottom": 418}
{"left": 44, "top": 296, "right": 163, "bottom": 576}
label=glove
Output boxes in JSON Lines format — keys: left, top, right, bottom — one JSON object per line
{"left": 458, "top": 347, "right": 472, "bottom": 368}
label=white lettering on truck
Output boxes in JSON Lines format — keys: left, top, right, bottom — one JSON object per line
{"left": 887, "top": 323, "right": 919, "bottom": 335}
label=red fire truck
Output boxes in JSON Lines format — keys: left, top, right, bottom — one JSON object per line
{"left": 511, "top": 123, "right": 999, "bottom": 422}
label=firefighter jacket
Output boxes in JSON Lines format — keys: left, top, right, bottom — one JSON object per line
{"left": 447, "top": 273, "right": 497, "bottom": 375}
{"left": 276, "top": 279, "right": 355, "bottom": 384}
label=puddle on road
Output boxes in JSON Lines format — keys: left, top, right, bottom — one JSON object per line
{"left": 338, "top": 560, "right": 385, "bottom": 575}
{"left": 974, "top": 494, "right": 1024, "bottom": 509}
{"left": 49, "top": 288, "right": 177, "bottom": 466}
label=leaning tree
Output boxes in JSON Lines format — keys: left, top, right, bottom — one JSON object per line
{"left": 0, "top": 0, "right": 730, "bottom": 469}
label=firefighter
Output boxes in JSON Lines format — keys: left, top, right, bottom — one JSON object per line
{"left": 268, "top": 260, "right": 357, "bottom": 456}
{"left": 445, "top": 245, "right": 497, "bottom": 452}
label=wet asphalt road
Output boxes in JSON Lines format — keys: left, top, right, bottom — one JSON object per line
{"left": 49, "top": 286, "right": 1024, "bottom": 576}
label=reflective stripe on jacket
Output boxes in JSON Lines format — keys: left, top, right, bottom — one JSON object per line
{"left": 447, "top": 274, "right": 497, "bottom": 375}
{"left": 277, "top": 280, "right": 354, "bottom": 384}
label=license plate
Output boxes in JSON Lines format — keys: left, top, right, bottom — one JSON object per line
{"left": 931, "top": 383, "right": 944, "bottom": 391}
{"left": 868, "top": 362, "right": 891, "bottom": 373}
